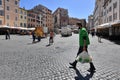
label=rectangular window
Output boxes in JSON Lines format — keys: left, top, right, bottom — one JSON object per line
{"left": 113, "top": 13, "right": 115, "bottom": 20}
{"left": 15, "top": 17, "right": 17, "bottom": 21}
{"left": 24, "top": 12, "right": 26, "bottom": 15}
{"left": 20, "top": 10, "right": 23, "bottom": 14}
{"left": 20, "top": 23, "right": 22, "bottom": 27}
{"left": 109, "top": 0, "right": 111, "bottom": 3}
{"left": 101, "top": 11, "right": 103, "bottom": 17}
{"left": 113, "top": 2, "right": 117, "bottom": 9}
{"left": 21, "top": 16, "right": 23, "bottom": 19}
{"left": 15, "top": 1, "right": 18, "bottom": 5}
{"left": 109, "top": 15, "right": 112, "bottom": 21}
{"left": 107, "top": 17, "right": 108, "bottom": 22}
{"left": 0, "top": 0, "right": 2, "bottom": 5}
{"left": 115, "top": 13, "right": 117, "bottom": 20}
{"left": 0, "top": 20, "right": 2, "bottom": 25}
{"left": 28, "top": 18, "right": 30, "bottom": 21}
{"left": 0, "top": 10, "right": 4, "bottom": 16}
{"left": 104, "top": 11, "right": 106, "bottom": 16}
{"left": 24, "top": 16, "right": 26, "bottom": 19}
{"left": 109, "top": 7, "right": 112, "bottom": 12}
{"left": 24, "top": 23, "right": 26, "bottom": 27}
{"left": 7, "top": 6, "right": 10, "bottom": 11}
{"left": 7, "top": 15, "right": 9, "bottom": 19}
{"left": 15, "top": 9, "right": 18, "bottom": 13}
{"left": 107, "top": 9, "right": 108, "bottom": 13}
{"left": 113, "top": 13, "right": 117, "bottom": 20}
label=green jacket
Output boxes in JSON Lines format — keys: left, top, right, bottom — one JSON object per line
{"left": 79, "top": 27, "right": 90, "bottom": 46}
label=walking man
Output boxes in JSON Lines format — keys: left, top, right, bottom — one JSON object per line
{"left": 97, "top": 32, "right": 102, "bottom": 43}
{"left": 49, "top": 30, "right": 54, "bottom": 44}
{"left": 69, "top": 23, "right": 96, "bottom": 73}
{"left": 5, "top": 29, "right": 10, "bottom": 40}
{"left": 46, "top": 30, "right": 54, "bottom": 47}
{"left": 32, "top": 30, "right": 36, "bottom": 43}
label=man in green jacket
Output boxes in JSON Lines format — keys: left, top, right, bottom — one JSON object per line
{"left": 69, "top": 23, "right": 96, "bottom": 73}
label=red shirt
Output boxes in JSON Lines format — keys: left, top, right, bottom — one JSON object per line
{"left": 50, "top": 32, "right": 54, "bottom": 37}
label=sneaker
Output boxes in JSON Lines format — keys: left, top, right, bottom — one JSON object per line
{"left": 69, "top": 63, "right": 76, "bottom": 68}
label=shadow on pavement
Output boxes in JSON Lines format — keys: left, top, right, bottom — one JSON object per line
{"left": 46, "top": 43, "right": 53, "bottom": 47}
{"left": 46, "top": 44, "right": 51, "bottom": 47}
{"left": 1, "top": 39, "right": 6, "bottom": 40}
{"left": 98, "top": 41, "right": 103, "bottom": 43}
{"left": 104, "top": 37, "right": 120, "bottom": 45}
{"left": 111, "top": 40, "right": 120, "bottom": 45}
{"left": 27, "top": 41, "right": 40, "bottom": 45}
{"left": 69, "top": 67, "right": 95, "bottom": 80}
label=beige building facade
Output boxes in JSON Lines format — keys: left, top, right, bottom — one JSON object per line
{"left": 1, "top": 0, "right": 20, "bottom": 27}
{"left": 94, "top": 0, "right": 120, "bottom": 39}
{"left": 94, "top": 0, "right": 120, "bottom": 27}
{"left": 93, "top": 0, "right": 104, "bottom": 27}
{"left": 46, "top": 9, "right": 53, "bottom": 30}
{"left": 0, "top": 0, "right": 4, "bottom": 25}
{"left": 88, "top": 15, "right": 94, "bottom": 31}
{"left": 27, "top": 10, "right": 39, "bottom": 28}
{"left": 69, "top": 17, "right": 86, "bottom": 28}
{"left": 19, "top": 8, "right": 27, "bottom": 27}
{"left": 69, "top": 17, "right": 81, "bottom": 25}
{"left": 32, "top": 4, "right": 53, "bottom": 31}
{"left": 53, "top": 8, "right": 69, "bottom": 29}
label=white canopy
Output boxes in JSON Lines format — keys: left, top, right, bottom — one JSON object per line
{"left": 27, "top": 28, "right": 35, "bottom": 30}
{"left": 96, "top": 23, "right": 111, "bottom": 29}
{"left": 0, "top": 25, "right": 10, "bottom": 28}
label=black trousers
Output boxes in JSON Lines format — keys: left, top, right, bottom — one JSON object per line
{"left": 6, "top": 34, "right": 10, "bottom": 39}
{"left": 49, "top": 37, "right": 53, "bottom": 43}
{"left": 77, "top": 46, "right": 87, "bottom": 56}
{"left": 32, "top": 35, "right": 35, "bottom": 42}
{"left": 73, "top": 46, "right": 96, "bottom": 71}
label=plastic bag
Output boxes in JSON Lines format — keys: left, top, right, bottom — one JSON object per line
{"left": 76, "top": 51, "right": 92, "bottom": 63}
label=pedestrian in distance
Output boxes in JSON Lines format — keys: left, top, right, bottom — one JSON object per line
{"left": 5, "top": 29, "right": 10, "bottom": 40}
{"left": 46, "top": 30, "right": 54, "bottom": 46}
{"left": 69, "top": 23, "right": 96, "bottom": 73}
{"left": 32, "top": 30, "right": 36, "bottom": 43}
{"left": 49, "top": 30, "right": 54, "bottom": 44}
{"left": 91, "top": 31, "right": 95, "bottom": 37}
{"left": 97, "top": 32, "right": 102, "bottom": 43}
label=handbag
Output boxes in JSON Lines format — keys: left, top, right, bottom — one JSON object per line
{"left": 76, "top": 51, "right": 92, "bottom": 63}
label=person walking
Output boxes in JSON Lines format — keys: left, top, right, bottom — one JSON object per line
{"left": 49, "top": 30, "right": 54, "bottom": 44}
{"left": 97, "top": 32, "right": 102, "bottom": 43}
{"left": 5, "top": 29, "right": 10, "bottom": 40}
{"left": 32, "top": 30, "right": 36, "bottom": 43}
{"left": 46, "top": 30, "right": 54, "bottom": 47}
{"left": 69, "top": 23, "right": 96, "bottom": 73}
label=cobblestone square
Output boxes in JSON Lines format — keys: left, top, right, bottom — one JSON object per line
{"left": 0, "top": 34, "right": 120, "bottom": 80}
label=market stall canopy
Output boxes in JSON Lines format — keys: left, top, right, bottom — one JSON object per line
{"left": 96, "top": 23, "right": 111, "bottom": 29}
{"left": 27, "top": 28, "right": 35, "bottom": 30}
{"left": 0, "top": 25, "right": 10, "bottom": 28}
{"left": 111, "top": 20, "right": 120, "bottom": 27}
{"left": 100, "top": 23, "right": 110, "bottom": 28}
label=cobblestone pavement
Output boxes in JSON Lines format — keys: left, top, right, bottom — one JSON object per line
{"left": 0, "top": 34, "right": 120, "bottom": 80}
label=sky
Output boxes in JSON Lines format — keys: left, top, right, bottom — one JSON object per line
{"left": 20, "top": 0, "right": 95, "bottom": 21}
